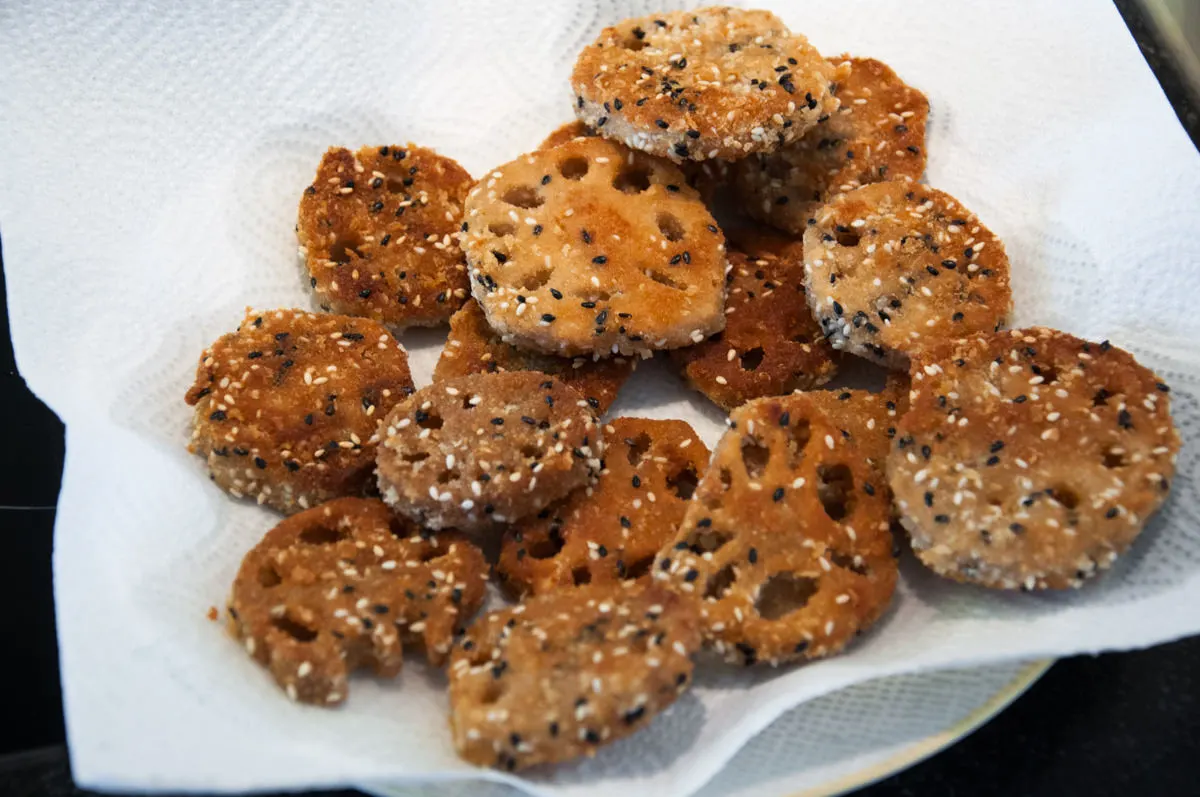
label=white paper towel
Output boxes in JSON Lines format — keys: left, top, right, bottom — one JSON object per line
{"left": 2, "top": 1, "right": 1200, "bottom": 795}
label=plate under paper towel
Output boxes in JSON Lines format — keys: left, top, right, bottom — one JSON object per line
{"left": 2, "top": 1, "right": 1200, "bottom": 796}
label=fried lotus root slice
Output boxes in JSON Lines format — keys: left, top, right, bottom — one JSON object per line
{"left": 803, "top": 181, "right": 1013, "bottom": 369}
{"left": 497, "top": 417, "right": 711, "bottom": 598}
{"left": 571, "top": 7, "right": 843, "bottom": 162}
{"left": 462, "top": 136, "right": 728, "bottom": 357}
{"left": 654, "top": 393, "right": 897, "bottom": 665}
{"left": 375, "top": 372, "right": 603, "bottom": 532}
{"left": 184, "top": 308, "right": 415, "bottom": 514}
{"left": 673, "top": 230, "right": 837, "bottom": 410}
{"left": 434, "top": 299, "right": 635, "bottom": 414}
{"left": 448, "top": 582, "right": 701, "bottom": 770}
{"left": 228, "top": 498, "right": 487, "bottom": 705}
{"left": 733, "top": 56, "right": 929, "bottom": 234}
{"left": 889, "top": 328, "right": 1180, "bottom": 591}
{"left": 297, "top": 144, "right": 473, "bottom": 327}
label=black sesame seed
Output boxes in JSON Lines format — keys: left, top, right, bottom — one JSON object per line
{"left": 684, "top": 569, "right": 699, "bottom": 582}
{"left": 358, "top": 289, "right": 372, "bottom": 299}
{"left": 748, "top": 547, "right": 758, "bottom": 564}
{"left": 656, "top": 119, "right": 669, "bottom": 129}
{"left": 209, "top": 410, "right": 227, "bottom": 421}
{"left": 1106, "top": 507, "right": 1119, "bottom": 519}
{"left": 541, "top": 313, "right": 556, "bottom": 323}
{"left": 592, "top": 255, "right": 608, "bottom": 265}
{"left": 773, "top": 487, "right": 785, "bottom": 502}
{"left": 934, "top": 514, "right": 950, "bottom": 524}
{"left": 924, "top": 492, "right": 934, "bottom": 507}
{"left": 1118, "top": 410, "right": 1133, "bottom": 429}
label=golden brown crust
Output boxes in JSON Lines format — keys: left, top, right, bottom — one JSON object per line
{"left": 889, "top": 328, "right": 1180, "bottom": 590}
{"left": 538, "top": 121, "right": 595, "bottom": 152}
{"left": 497, "top": 417, "right": 711, "bottom": 598}
{"left": 297, "top": 145, "right": 473, "bottom": 328}
{"left": 803, "top": 181, "right": 1013, "bottom": 368}
{"left": 462, "top": 136, "right": 728, "bottom": 356}
{"left": 733, "top": 57, "right": 929, "bottom": 234}
{"left": 228, "top": 498, "right": 487, "bottom": 705}
{"left": 672, "top": 230, "right": 837, "bottom": 410}
{"left": 571, "top": 7, "right": 843, "bottom": 161}
{"left": 434, "top": 300, "right": 635, "bottom": 414}
{"left": 448, "top": 582, "right": 701, "bottom": 770}
{"left": 185, "top": 309, "right": 414, "bottom": 514}
{"left": 375, "top": 372, "right": 604, "bottom": 532}
{"left": 654, "top": 393, "right": 897, "bottom": 665}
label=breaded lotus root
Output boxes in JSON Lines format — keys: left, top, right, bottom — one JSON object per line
{"left": 733, "top": 57, "right": 929, "bottom": 234}
{"left": 654, "top": 393, "right": 897, "bottom": 665}
{"left": 297, "top": 145, "right": 473, "bottom": 328}
{"left": 228, "top": 498, "right": 487, "bottom": 705}
{"left": 185, "top": 309, "right": 415, "bottom": 514}
{"left": 571, "top": 8, "right": 844, "bottom": 162}
{"left": 803, "top": 181, "right": 1012, "bottom": 369}
{"left": 889, "top": 328, "right": 1180, "bottom": 591}
{"left": 497, "top": 418, "right": 711, "bottom": 598}
{"left": 672, "top": 230, "right": 837, "bottom": 410}
{"left": 448, "top": 582, "right": 700, "bottom": 770}
{"left": 462, "top": 136, "right": 728, "bottom": 357}
{"left": 375, "top": 372, "right": 604, "bottom": 532}
{"left": 538, "top": 122, "right": 728, "bottom": 204}
{"left": 434, "top": 300, "right": 635, "bottom": 414}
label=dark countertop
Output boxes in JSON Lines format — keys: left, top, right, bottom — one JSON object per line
{"left": 2, "top": 1, "right": 1197, "bottom": 795}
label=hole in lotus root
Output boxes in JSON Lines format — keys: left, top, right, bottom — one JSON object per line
{"left": 623, "top": 555, "right": 655, "bottom": 580}
{"left": 704, "top": 564, "right": 737, "bottom": 600}
{"left": 613, "top": 164, "right": 652, "bottom": 194}
{"left": 624, "top": 31, "right": 648, "bottom": 51}
{"left": 417, "top": 412, "right": 443, "bottom": 430}
{"left": 403, "top": 451, "right": 429, "bottom": 464}
{"left": 1051, "top": 486, "right": 1080, "bottom": 510}
{"left": 829, "top": 550, "right": 870, "bottom": 576}
{"left": 682, "top": 528, "right": 732, "bottom": 555}
{"left": 755, "top": 573, "right": 819, "bottom": 620}
{"left": 520, "top": 268, "right": 553, "bottom": 291}
{"left": 272, "top": 614, "right": 318, "bottom": 642}
{"left": 741, "top": 437, "right": 771, "bottom": 480}
{"left": 657, "top": 212, "right": 685, "bottom": 242}
{"left": 330, "top": 233, "right": 366, "bottom": 264}
{"left": 816, "top": 463, "right": 855, "bottom": 522}
{"left": 835, "top": 229, "right": 861, "bottom": 247}
{"left": 1102, "top": 447, "right": 1126, "bottom": 469}
{"left": 297, "top": 525, "right": 348, "bottom": 545}
{"left": 437, "top": 469, "right": 460, "bottom": 484}
{"left": 520, "top": 444, "right": 541, "bottom": 460}
{"left": 258, "top": 564, "right": 282, "bottom": 588}
{"left": 739, "top": 347, "right": 765, "bottom": 371}
{"left": 646, "top": 269, "right": 686, "bottom": 290}
{"left": 527, "top": 528, "right": 565, "bottom": 560}
{"left": 502, "top": 185, "right": 544, "bottom": 209}
{"left": 667, "top": 464, "right": 699, "bottom": 500}
{"left": 572, "top": 566, "right": 592, "bottom": 586}
{"left": 489, "top": 221, "right": 516, "bottom": 237}
{"left": 1093, "top": 388, "right": 1113, "bottom": 407}
{"left": 1031, "top": 362, "right": 1058, "bottom": 384}
{"left": 785, "top": 418, "right": 812, "bottom": 466}
{"left": 559, "top": 156, "right": 589, "bottom": 180}
{"left": 625, "top": 432, "right": 653, "bottom": 465}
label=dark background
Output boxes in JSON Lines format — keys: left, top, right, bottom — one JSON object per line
{"left": 2, "top": 2, "right": 1198, "bottom": 794}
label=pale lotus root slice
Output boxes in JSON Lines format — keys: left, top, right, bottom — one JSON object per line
{"left": 297, "top": 145, "right": 473, "bottom": 328}
{"left": 434, "top": 299, "right": 635, "bottom": 414}
{"left": 375, "top": 372, "right": 604, "bottom": 532}
{"left": 672, "top": 229, "right": 837, "bottom": 411}
{"left": 889, "top": 328, "right": 1181, "bottom": 591}
{"left": 461, "top": 136, "right": 728, "bottom": 357}
{"left": 537, "top": 121, "right": 729, "bottom": 204}
{"left": 448, "top": 582, "right": 701, "bottom": 770}
{"left": 733, "top": 56, "right": 929, "bottom": 234}
{"left": 184, "top": 308, "right": 415, "bottom": 514}
{"left": 497, "top": 417, "right": 711, "bottom": 598}
{"left": 228, "top": 498, "right": 488, "bottom": 706}
{"left": 803, "top": 181, "right": 1012, "bottom": 369}
{"left": 653, "top": 393, "right": 897, "bottom": 665}
{"left": 571, "top": 7, "right": 844, "bottom": 162}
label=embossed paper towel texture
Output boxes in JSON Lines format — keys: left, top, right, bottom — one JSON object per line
{"left": 2, "top": 1, "right": 1199, "bottom": 795}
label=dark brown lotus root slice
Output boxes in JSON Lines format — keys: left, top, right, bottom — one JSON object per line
{"left": 448, "top": 582, "right": 701, "bottom": 770}
{"left": 890, "top": 327, "right": 1180, "bottom": 590}
{"left": 672, "top": 229, "right": 837, "bottom": 410}
{"left": 375, "top": 372, "right": 604, "bottom": 532}
{"left": 571, "top": 8, "right": 844, "bottom": 162}
{"left": 461, "top": 135, "right": 728, "bottom": 357}
{"left": 654, "top": 393, "right": 897, "bottom": 665}
{"left": 184, "top": 308, "right": 415, "bottom": 514}
{"left": 497, "top": 417, "right": 711, "bottom": 598}
{"left": 297, "top": 145, "right": 473, "bottom": 328}
{"left": 733, "top": 56, "right": 929, "bottom": 234}
{"left": 227, "top": 498, "right": 487, "bottom": 705}
{"left": 434, "top": 299, "right": 635, "bottom": 414}
{"left": 803, "top": 181, "right": 1013, "bottom": 369}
